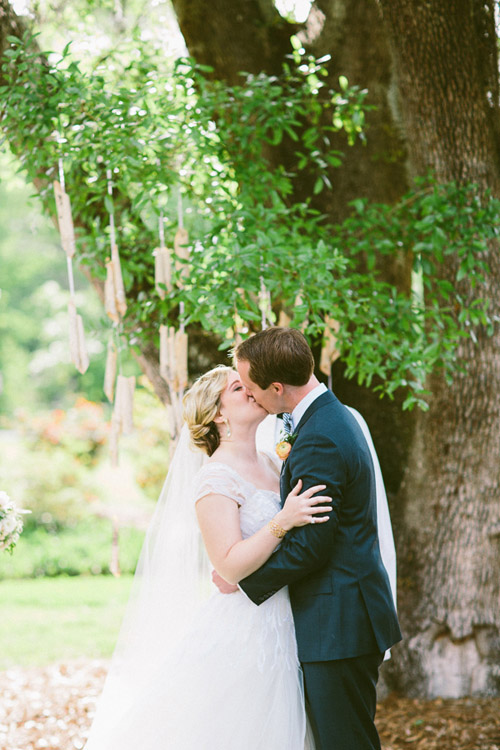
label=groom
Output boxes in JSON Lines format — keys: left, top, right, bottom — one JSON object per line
{"left": 233, "top": 327, "right": 402, "bottom": 749}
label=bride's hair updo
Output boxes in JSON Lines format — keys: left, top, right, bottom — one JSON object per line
{"left": 183, "top": 365, "right": 234, "bottom": 456}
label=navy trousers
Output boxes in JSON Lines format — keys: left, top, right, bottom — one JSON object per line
{"left": 302, "top": 652, "right": 384, "bottom": 750}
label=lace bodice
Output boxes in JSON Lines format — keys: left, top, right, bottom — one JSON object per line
{"left": 192, "top": 458, "right": 281, "bottom": 539}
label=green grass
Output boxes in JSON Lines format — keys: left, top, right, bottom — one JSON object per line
{"left": 0, "top": 520, "right": 144, "bottom": 579}
{"left": 0, "top": 575, "right": 134, "bottom": 669}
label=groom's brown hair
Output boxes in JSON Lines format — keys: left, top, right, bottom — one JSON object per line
{"left": 235, "top": 327, "right": 314, "bottom": 390}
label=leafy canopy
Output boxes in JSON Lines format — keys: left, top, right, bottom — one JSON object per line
{"left": 1, "top": 33, "right": 497, "bottom": 409}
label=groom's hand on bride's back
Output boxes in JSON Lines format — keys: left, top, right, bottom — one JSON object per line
{"left": 212, "top": 569, "right": 239, "bottom": 594}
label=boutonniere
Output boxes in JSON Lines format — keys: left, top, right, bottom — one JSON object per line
{"left": 275, "top": 432, "right": 297, "bottom": 461}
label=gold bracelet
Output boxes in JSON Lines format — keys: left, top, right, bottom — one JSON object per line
{"left": 268, "top": 519, "right": 287, "bottom": 539}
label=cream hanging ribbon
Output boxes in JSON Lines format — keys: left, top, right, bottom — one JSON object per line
{"left": 157, "top": 187, "right": 190, "bottom": 443}
{"left": 67, "top": 299, "right": 89, "bottom": 374}
{"left": 154, "top": 210, "right": 173, "bottom": 299}
{"left": 110, "top": 375, "right": 136, "bottom": 466}
{"left": 159, "top": 325, "right": 188, "bottom": 392}
{"left": 278, "top": 309, "right": 292, "bottom": 328}
{"left": 174, "top": 185, "right": 190, "bottom": 285}
{"left": 319, "top": 317, "right": 341, "bottom": 376}
{"left": 159, "top": 325, "right": 187, "bottom": 438}
{"left": 226, "top": 295, "right": 246, "bottom": 347}
{"left": 258, "top": 277, "right": 273, "bottom": 330}
{"left": 294, "top": 291, "right": 309, "bottom": 332}
{"left": 53, "top": 156, "right": 89, "bottom": 375}
{"left": 104, "top": 169, "right": 127, "bottom": 321}
{"left": 103, "top": 336, "right": 118, "bottom": 402}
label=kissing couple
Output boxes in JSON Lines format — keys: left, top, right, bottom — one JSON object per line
{"left": 84, "top": 326, "right": 402, "bottom": 750}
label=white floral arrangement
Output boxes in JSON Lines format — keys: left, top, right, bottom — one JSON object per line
{"left": 0, "top": 491, "right": 31, "bottom": 554}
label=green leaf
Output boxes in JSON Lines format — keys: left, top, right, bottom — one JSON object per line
{"left": 313, "top": 177, "right": 324, "bottom": 195}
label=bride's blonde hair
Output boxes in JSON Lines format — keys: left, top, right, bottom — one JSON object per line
{"left": 183, "top": 365, "right": 234, "bottom": 456}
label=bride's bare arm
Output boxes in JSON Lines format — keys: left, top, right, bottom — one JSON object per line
{"left": 195, "top": 482, "right": 332, "bottom": 585}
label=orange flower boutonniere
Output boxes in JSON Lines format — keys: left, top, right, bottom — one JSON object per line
{"left": 275, "top": 432, "right": 297, "bottom": 461}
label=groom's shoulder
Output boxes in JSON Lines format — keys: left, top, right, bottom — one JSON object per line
{"left": 301, "top": 391, "right": 358, "bottom": 438}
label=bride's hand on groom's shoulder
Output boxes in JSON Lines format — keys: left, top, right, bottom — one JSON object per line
{"left": 277, "top": 480, "right": 332, "bottom": 531}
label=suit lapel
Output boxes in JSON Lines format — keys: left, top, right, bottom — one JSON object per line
{"left": 279, "top": 390, "right": 337, "bottom": 506}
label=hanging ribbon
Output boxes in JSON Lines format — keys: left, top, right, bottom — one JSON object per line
{"left": 154, "top": 210, "right": 173, "bottom": 299}
{"left": 104, "top": 169, "right": 127, "bottom": 320}
{"left": 159, "top": 324, "right": 176, "bottom": 384}
{"left": 278, "top": 310, "right": 292, "bottom": 328}
{"left": 53, "top": 153, "right": 89, "bottom": 375}
{"left": 294, "top": 291, "right": 309, "bottom": 332}
{"left": 156, "top": 186, "right": 191, "bottom": 444}
{"left": 53, "top": 180, "right": 76, "bottom": 258}
{"left": 110, "top": 375, "right": 136, "bottom": 466}
{"left": 104, "top": 335, "right": 118, "bottom": 402}
{"left": 320, "top": 317, "right": 341, "bottom": 377}
{"left": 105, "top": 258, "right": 119, "bottom": 322}
{"left": 175, "top": 186, "right": 190, "bottom": 286}
{"left": 160, "top": 325, "right": 188, "bottom": 392}
{"left": 67, "top": 300, "right": 89, "bottom": 375}
{"left": 258, "top": 277, "right": 273, "bottom": 330}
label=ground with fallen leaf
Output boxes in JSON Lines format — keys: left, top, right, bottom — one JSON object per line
{"left": 1, "top": 661, "right": 499, "bottom": 750}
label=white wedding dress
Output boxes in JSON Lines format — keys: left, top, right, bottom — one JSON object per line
{"left": 86, "top": 456, "right": 315, "bottom": 750}
{"left": 85, "top": 414, "right": 396, "bottom": 750}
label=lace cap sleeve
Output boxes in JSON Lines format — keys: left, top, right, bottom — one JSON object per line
{"left": 192, "top": 463, "right": 246, "bottom": 507}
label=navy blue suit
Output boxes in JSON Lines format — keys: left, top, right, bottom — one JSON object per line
{"left": 240, "top": 391, "right": 402, "bottom": 748}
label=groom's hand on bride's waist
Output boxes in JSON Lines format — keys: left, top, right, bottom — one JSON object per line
{"left": 212, "top": 569, "right": 239, "bottom": 594}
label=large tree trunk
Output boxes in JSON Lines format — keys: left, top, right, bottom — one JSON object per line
{"left": 304, "top": 0, "right": 414, "bottom": 495}
{"left": 170, "top": 0, "right": 414, "bottom": 492}
{"left": 378, "top": 0, "right": 500, "bottom": 696}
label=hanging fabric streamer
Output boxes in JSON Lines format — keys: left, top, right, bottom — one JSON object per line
{"left": 175, "top": 186, "right": 190, "bottom": 284}
{"left": 154, "top": 210, "right": 173, "bottom": 299}
{"left": 53, "top": 154, "right": 89, "bottom": 375}
{"left": 320, "top": 317, "right": 341, "bottom": 377}
{"left": 159, "top": 325, "right": 188, "bottom": 393}
{"left": 155, "top": 186, "right": 190, "bottom": 445}
{"left": 159, "top": 325, "right": 176, "bottom": 384}
{"left": 105, "top": 169, "right": 127, "bottom": 319}
{"left": 294, "top": 291, "right": 309, "bottom": 332}
{"left": 111, "top": 243, "right": 127, "bottom": 317}
{"left": 258, "top": 277, "right": 273, "bottom": 330}
{"left": 110, "top": 375, "right": 136, "bottom": 465}
{"left": 233, "top": 306, "right": 246, "bottom": 347}
{"left": 174, "top": 329, "right": 188, "bottom": 391}
{"left": 154, "top": 247, "right": 173, "bottom": 299}
{"left": 67, "top": 300, "right": 90, "bottom": 374}
{"left": 174, "top": 226, "right": 190, "bottom": 282}
{"left": 114, "top": 375, "right": 135, "bottom": 435}
{"left": 53, "top": 181, "right": 76, "bottom": 257}
{"left": 104, "top": 336, "right": 118, "bottom": 402}
{"left": 278, "top": 309, "right": 292, "bottom": 328}
{"left": 105, "top": 258, "right": 119, "bottom": 322}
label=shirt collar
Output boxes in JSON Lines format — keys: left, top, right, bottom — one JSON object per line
{"left": 290, "top": 383, "right": 328, "bottom": 431}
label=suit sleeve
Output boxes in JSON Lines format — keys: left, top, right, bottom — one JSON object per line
{"left": 239, "top": 431, "right": 347, "bottom": 605}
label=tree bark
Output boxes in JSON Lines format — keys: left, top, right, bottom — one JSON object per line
{"left": 170, "top": 0, "right": 414, "bottom": 492}
{"left": 303, "top": 0, "right": 414, "bottom": 494}
{"left": 378, "top": 0, "right": 500, "bottom": 696}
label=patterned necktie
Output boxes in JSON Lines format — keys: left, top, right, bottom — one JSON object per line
{"left": 282, "top": 412, "right": 293, "bottom": 435}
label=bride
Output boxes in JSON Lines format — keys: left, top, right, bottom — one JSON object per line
{"left": 84, "top": 365, "right": 332, "bottom": 750}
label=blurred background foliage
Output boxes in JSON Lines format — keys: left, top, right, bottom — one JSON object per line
{"left": 0, "top": 0, "right": 187, "bottom": 590}
{"left": 0, "top": 149, "right": 171, "bottom": 578}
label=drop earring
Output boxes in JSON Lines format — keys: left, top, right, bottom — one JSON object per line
{"left": 223, "top": 417, "right": 231, "bottom": 438}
